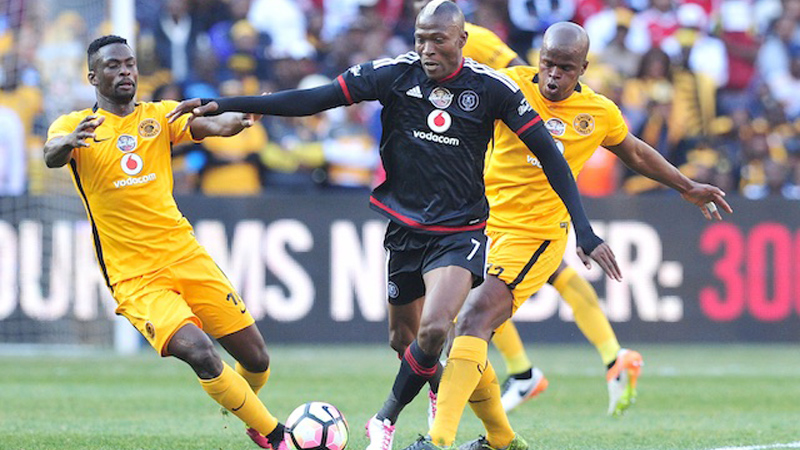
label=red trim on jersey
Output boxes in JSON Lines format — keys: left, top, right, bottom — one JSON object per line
{"left": 514, "top": 115, "right": 542, "bottom": 136}
{"left": 336, "top": 75, "right": 353, "bottom": 104}
{"left": 404, "top": 346, "right": 438, "bottom": 377}
{"left": 370, "top": 196, "right": 486, "bottom": 232}
{"left": 438, "top": 58, "right": 464, "bottom": 83}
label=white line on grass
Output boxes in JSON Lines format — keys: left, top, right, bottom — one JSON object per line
{"left": 710, "top": 442, "right": 800, "bottom": 450}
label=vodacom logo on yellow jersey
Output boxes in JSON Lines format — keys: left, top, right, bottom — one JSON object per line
{"left": 121, "top": 153, "right": 143, "bottom": 176}
{"left": 114, "top": 153, "right": 156, "bottom": 188}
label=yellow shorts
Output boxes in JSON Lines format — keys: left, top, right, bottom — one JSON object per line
{"left": 486, "top": 229, "right": 568, "bottom": 315}
{"left": 112, "top": 246, "right": 255, "bottom": 356}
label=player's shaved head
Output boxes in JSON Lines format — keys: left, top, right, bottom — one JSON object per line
{"left": 538, "top": 22, "right": 590, "bottom": 101}
{"left": 414, "top": 0, "right": 467, "bottom": 81}
{"left": 417, "top": 0, "right": 464, "bottom": 32}
{"left": 541, "top": 22, "right": 590, "bottom": 63}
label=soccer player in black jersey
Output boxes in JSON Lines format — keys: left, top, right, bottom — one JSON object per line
{"left": 167, "top": 2, "right": 621, "bottom": 449}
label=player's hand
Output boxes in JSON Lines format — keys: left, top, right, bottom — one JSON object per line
{"left": 69, "top": 115, "right": 105, "bottom": 148}
{"left": 166, "top": 98, "right": 219, "bottom": 125}
{"left": 577, "top": 242, "right": 622, "bottom": 282}
{"left": 240, "top": 113, "right": 256, "bottom": 128}
{"left": 680, "top": 182, "right": 733, "bottom": 220}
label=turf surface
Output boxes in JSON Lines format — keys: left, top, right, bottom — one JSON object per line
{"left": 1, "top": 344, "right": 798, "bottom": 450}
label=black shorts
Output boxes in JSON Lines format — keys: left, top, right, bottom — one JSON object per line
{"left": 384, "top": 222, "right": 488, "bottom": 305}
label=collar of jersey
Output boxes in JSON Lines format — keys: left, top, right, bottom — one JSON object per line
{"left": 434, "top": 57, "right": 465, "bottom": 84}
{"left": 92, "top": 102, "right": 141, "bottom": 114}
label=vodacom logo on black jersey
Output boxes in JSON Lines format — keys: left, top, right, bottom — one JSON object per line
{"left": 412, "top": 109, "right": 460, "bottom": 146}
{"left": 427, "top": 110, "right": 452, "bottom": 133}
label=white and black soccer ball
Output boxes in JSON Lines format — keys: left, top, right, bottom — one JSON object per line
{"left": 285, "top": 401, "right": 349, "bottom": 450}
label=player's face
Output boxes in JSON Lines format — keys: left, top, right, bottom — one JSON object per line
{"left": 89, "top": 43, "right": 138, "bottom": 104}
{"left": 538, "top": 46, "right": 586, "bottom": 102}
{"left": 414, "top": 15, "right": 466, "bottom": 81}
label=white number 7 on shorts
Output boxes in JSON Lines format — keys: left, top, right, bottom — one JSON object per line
{"left": 466, "top": 238, "right": 481, "bottom": 261}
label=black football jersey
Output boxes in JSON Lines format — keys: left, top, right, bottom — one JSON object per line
{"left": 335, "top": 52, "right": 543, "bottom": 234}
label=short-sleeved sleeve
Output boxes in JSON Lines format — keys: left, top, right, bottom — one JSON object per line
{"left": 46, "top": 112, "right": 84, "bottom": 163}
{"left": 47, "top": 114, "right": 78, "bottom": 140}
{"left": 601, "top": 98, "right": 629, "bottom": 147}
{"left": 464, "top": 23, "right": 519, "bottom": 69}
{"left": 160, "top": 100, "right": 199, "bottom": 145}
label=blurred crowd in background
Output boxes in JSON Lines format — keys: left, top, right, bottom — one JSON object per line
{"left": 1, "top": 0, "right": 799, "bottom": 199}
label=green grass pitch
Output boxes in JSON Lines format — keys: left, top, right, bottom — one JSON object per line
{"left": 1, "top": 344, "right": 799, "bottom": 450}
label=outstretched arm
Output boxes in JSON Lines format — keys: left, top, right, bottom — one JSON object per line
{"left": 606, "top": 133, "right": 733, "bottom": 220}
{"left": 167, "top": 84, "right": 346, "bottom": 123}
{"left": 519, "top": 125, "right": 622, "bottom": 280}
{"left": 188, "top": 112, "right": 258, "bottom": 140}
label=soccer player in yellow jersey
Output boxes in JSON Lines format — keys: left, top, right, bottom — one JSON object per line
{"left": 43, "top": 35, "right": 287, "bottom": 450}
{"left": 414, "top": 0, "right": 635, "bottom": 418}
{"left": 415, "top": 0, "right": 712, "bottom": 419}
{"left": 408, "top": 22, "right": 732, "bottom": 450}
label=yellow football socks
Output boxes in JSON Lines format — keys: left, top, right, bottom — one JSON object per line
{"left": 468, "top": 360, "right": 515, "bottom": 449}
{"left": 553, "top": 266, "right": 620, "bottom": 366}
{"left": 199, "top": 362, "right": 278, "bottom": 436}
{"left": 491, "top": 321, "right": 532, "bottom": 375}
{"left": 236, "top": 362, "right": 270, "bottom": 395}
{"left": 430, "top": 336, "right": 488, "bottom": 447}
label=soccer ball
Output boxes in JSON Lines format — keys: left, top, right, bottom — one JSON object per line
{"left": 285, "top": 401, "right": 349, "bottom": 450}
